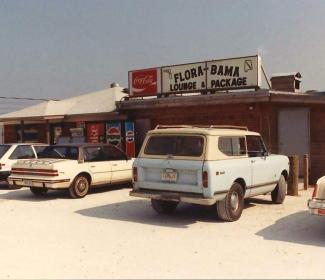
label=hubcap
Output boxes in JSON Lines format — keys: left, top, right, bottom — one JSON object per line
{"left": 76, "top": 178, "right": 87, "bottom": 195}
{"left": 230, "top": 192, "right": 239, "bottom": 211}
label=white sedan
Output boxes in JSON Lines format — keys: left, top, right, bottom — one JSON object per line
{"left": 8, "top": 143, "right": 134, "bottom": 198}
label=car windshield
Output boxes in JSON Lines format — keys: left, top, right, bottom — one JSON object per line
{"left": 0, "top": 145, "right": 11, "bottom": 158}
{"left": 37, "top": 146, "right": 79, "bottom": 160}
{"left": 144, "top": 135, "right": 204, "bottom": 157}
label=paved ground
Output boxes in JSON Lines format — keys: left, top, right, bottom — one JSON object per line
{"left": 0, "top": 184, "right": 324, "bottom": 279}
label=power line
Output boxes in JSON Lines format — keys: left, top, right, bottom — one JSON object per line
{"left": 0, "top": 96, "right": 59, "bottom": 101}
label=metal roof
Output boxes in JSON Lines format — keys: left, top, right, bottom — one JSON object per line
{"left": 0, "top": 86, "right": 127, "bottom": 121}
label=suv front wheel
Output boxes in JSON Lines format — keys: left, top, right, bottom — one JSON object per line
{"left": 216, "top": 182, "right": 244, "bottom": 222}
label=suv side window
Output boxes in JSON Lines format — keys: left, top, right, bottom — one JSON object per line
{"left": 9, "top": 145, "right": 35, "bottom": 159}
{"left": 246, "top": 136, "right": 267, "bottom": 157}
{"left": 218, "top": 137, "right": 246, "bottom": 156}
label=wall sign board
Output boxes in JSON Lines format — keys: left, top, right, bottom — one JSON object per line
{"left": 128, "top": 68, "right": 161, "bottom": 97}
{"left": 128, "top": 55, "right": 261, "bottom": 97}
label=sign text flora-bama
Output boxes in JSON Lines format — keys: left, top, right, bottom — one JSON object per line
{"left": 128, "top": 55, "right": 261, "bottom": 97}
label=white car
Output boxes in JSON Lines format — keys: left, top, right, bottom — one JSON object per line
{"left": 308, "top": 176, "right": 325, "bottom": 216}
{"left": 130, "top": 125, "right": 290, "bottom": 221}
{"left": 0, "top": 143, "right": 47, "bottom": 182}
{"left": 8, "top": 143, "right": 134, "bottom": 198}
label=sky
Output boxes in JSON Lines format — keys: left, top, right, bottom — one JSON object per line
{"left": 0, "top": 0, "right": 325, "bottom": 105}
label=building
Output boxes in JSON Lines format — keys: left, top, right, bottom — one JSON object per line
{"left": 119, "top": 73, "right": 325, "bottom": 184}
{"left": 0, "top": 84, "right": 136, "bottom": 157}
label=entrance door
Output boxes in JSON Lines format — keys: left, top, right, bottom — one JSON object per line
{"left": 278, "top": 108, "right": 310, "bottom": 176}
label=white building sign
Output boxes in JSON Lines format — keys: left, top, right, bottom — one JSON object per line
{"left": 207, "top": 55, "right": 261, "bottom": 90}
{"left": 162, "top": 62, "right": 206, "bottom": 93}
{"left": 128, "top": 55, "right": 262, "bottom": 97}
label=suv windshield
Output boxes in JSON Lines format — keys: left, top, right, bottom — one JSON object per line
{"left": 144, "top": 135, "right": 204, "bottom": 157}
{"left": 37, "top": 146, "right": 79, "bottom": 160}
{"left": 0, "top": 145, "right": 11, "bottom": 158}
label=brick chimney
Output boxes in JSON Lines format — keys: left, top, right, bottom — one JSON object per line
{"left": 270, "top": 72, "right": 302, "bottom": 93}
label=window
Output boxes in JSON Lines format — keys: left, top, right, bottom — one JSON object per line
{"left": 84, "top": 147, "right": 105, "bottom": 162}
{"left": 246, "top": 136, "right": 267, "bottom": 157}
{"left": 103, "top": 146, "right": 126, "bottom": 161}
{"left": 34, "top": 146, "right": 47, "bottom": 157}
{"left": 10, "top": 145, "right": 35, "bottom": 159}
{"left": 37, "top": 146, "right": 79, "bottom": 160}
{"left": 0, "top": 145, "right": 11, "bottom": 158}
{"left": 144, "top": 136, "right": 204, "bottom": 157}
{"left": 218, "top": 137, "right": 246, "bottom": 156}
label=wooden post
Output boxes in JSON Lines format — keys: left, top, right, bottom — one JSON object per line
{"left": 20, "top": 120, "right": 24, "bottom": 143}
{"left": 304, "top": 154, "right": 309, "bottom": 190}
{"left": 288, "top": 155, "right": 299, "bottom": 196}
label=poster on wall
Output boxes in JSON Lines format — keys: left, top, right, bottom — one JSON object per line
{"left": 125, "top": 121, "right": 135, "bottom": 158}
{"left": 106, "top": 122, "right": 122, "bottom": 147}
{"left": 87, "top": 123, "right": 105, "bottom": 143}
{"left": 128, "top": 68, "right": 161, "bottom": 97}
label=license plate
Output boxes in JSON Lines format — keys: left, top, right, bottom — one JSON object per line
{"left": 23, "top": 180, "right": 33, "bottom": 186}
{"left": 161, "top": 169, "right": 177, "bottom": 182}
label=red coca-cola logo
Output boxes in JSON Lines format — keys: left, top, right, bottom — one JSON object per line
{"left": 131, "top": 69, "right": 158, "bottom": 96}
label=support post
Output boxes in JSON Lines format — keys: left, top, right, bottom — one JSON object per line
{"left": 288, "top": 155, "right": 299, "bottom": 196}
{"left": 45, "top": 120, "right": 50, "bottom": 144}
{"left": 20, "top": 120, "right": 24, "bottom": 143}
{"left": 304, "top": 154, "right": 309, "bottom": 190}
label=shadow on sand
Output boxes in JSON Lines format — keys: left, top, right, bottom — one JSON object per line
{"left": 256, "top": 210, "right": 325, "bottom": 247}
{"left": 76, "top": 198, "right": 258, "bottom": 228}
{"left": 0, "top": 184, "right": 128, "bottom": 202}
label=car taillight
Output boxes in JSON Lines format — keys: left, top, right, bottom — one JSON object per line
{"left": 133, "top": 167, "right": 138, "bottom": 182}
{"left": 202, "top": 171, "right": 208, "bottom": 188}
{"left": 312, "top": 184, "right": 318, "bottom": 198}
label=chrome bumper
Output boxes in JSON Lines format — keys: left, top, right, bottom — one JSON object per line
{"left": 130, "top": 189, "right": 217, "bottom": 206}
{"left": 308, "top": 199, "right": 325, "bottom": 216}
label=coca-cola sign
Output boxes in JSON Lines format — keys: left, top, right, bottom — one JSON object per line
{"left": 129, "top": 68, "right": 161, "bottom": 97}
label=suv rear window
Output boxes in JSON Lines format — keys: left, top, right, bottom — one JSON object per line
{"left": 144, "top": 135, "right": 204, "bottom": 157}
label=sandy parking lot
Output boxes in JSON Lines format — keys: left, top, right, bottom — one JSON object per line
{"left": 0, "top": 184, "right": 324, "bottom": 279}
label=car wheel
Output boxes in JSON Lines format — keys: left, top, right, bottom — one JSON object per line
{"left": 216, "top": 182, "right": 244, "bottom": 222}
{"left": 69, "top": 175, "right": 89, "bottom": 199}
{"left": 30, "top": 187, "right": 48, "bottom": 195}
{"left": 151, "top": 199, "right": 179, "bottom": 214}
{"left": 271, "top": 174, "right": 287, "bottom": 204}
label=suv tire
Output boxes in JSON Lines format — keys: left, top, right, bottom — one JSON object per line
{"left": 30, "top": 187, "right": 48, "bottom": 195}
{"left": 216, "top": 182, "right": 244, "bottom": 222}
{"left": 271, "top": 175, "right": 287, "bottom": 204}
{"left": 151, "top": 199, "right": 179, "bottom": 214}
{"left": 69, "top": 175, "right": 89, "bottom": 199}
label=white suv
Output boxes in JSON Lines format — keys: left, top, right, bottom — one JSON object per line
{"left": 130, "top": 125, "right": 289, "bottom": 221}
{"left": 0, "top": 143, "right": 47, "bottom": 182}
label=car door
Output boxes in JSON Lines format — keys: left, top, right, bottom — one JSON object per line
{"left": 246, "top": 135, "right": 276, "bottom": 196}
{"left": 103, "top": 145, "right": 132, "bottom": 183}
{"left": 83, "top": 146, "right": 111, "bottom": 185}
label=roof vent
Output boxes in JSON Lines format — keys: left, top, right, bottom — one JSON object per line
{"left": 270, "top": 72, "right": 302, "bottom": 93}
{"left": 110, "top": 82, "right": 120, "bottom": 88}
